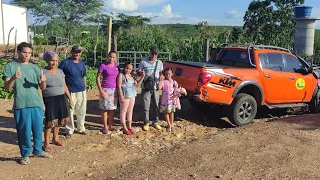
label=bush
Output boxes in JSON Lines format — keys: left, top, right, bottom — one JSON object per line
{"left": 0, "top": 60, "right": 13, "bottom": 99}
{"left": 86, "top": 66, "right": 97, "bottom": 90}
{"left": 33, "top": 34, "right": 48, "bottom": 46}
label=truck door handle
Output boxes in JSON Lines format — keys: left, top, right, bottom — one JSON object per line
{"left": 264, "top": 75, "right": 272, "bottom": 78}
{"left": 289, "top": 77, "right": 295, "bottom": 80}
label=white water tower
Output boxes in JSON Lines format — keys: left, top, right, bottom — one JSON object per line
{"left": 293, "top": 6, "right": 320, "bottom": 57}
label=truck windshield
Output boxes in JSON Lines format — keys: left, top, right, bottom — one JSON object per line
{"left": 211, "top": 49, "right": 255, "bottom": 68}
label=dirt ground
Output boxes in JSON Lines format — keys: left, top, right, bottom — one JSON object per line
{"left": 1, "top": 90, "right": 320, "bottom": 180}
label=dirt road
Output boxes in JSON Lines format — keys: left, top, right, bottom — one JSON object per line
{"left": 1, "top": 90, "right": 320, "bottom": 180}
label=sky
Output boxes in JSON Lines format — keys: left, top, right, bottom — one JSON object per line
{"left": 3, "top": 0, "right": 320, "bottom": 28}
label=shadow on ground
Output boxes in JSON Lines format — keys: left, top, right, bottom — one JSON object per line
{"left": 0, "top": 116, "right": 18, "bottom": 145}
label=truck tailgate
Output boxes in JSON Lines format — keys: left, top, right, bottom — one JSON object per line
{"left": 164, "top": 61, "right": 203, "bottom": 94}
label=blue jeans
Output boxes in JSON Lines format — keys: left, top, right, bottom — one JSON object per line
{"left": 14, "top": 107, "right": 44, "bottom": 157}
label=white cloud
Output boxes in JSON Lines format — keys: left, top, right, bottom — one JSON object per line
{"left": 105, "top": 0, "right": 138, "bottom": 11}
{"left": 104, "top": 0, "right": 167, "bottom": 12}
{"left": 126, "top": 4, "right": 221, "bottom": 25}
{"left": 108, "top": 3, "right": 243, "bottom": 26}
{"left": 223, "top": 10, "right": 242, "bottom": 19}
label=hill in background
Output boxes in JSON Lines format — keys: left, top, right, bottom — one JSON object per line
{"left": 156, "top": 24, "right": 239, "bottom": 37}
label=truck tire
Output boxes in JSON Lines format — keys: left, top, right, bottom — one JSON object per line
{"left": 309, "top": 90, "right": 320, "bottom": 113}
{"left": 229, "top": 93, "right": 257, "bottom": 126}
{"left": 188, "top": 98, "right": 212, "bottom": 111}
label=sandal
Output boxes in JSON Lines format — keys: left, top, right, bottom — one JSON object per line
{"left": 102, "top": 129, "right": 108, "bottom": 134}
{"left": 123, "top": 130, "right": 132, "bottom": 135}
{"left": 108, "top": 127, "right": 117, "bottom": 131}
{"left": 128, "top": 128, "right": 135, "bottom": 134}
{"left": 53, "top": 141, "right": 64, "bottom": 147}
{"left": 20, "top": 157, "right": 30, "bottom": 165}
{"left": 43, "top": 146, "right": 53, "bottom": 152}
{"left": 34, "top": 152, "right": 53, "bottom": 158}
{"left": 166, "top": 126, "right": 172, "bottom": 132}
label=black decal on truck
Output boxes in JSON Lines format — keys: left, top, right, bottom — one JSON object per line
{"left": 218, "top": 78, "right": 236, "bottom": 87}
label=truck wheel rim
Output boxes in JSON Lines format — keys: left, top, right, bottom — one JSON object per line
{"left": 239, "top": 102, "right": 252, "bottom": 121}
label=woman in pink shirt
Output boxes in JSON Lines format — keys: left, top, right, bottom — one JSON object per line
{"left": 96, "top": 51, "right": 119, "bottom": 134}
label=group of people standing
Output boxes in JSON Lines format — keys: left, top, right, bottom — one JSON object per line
{"left": 96, "top": 46, "right": 178, "bottom": 135}
{"left": 2, "top": 42, "right": 183, "bottom": 165}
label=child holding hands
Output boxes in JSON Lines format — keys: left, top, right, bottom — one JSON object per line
{"left": 117, "top": 62, "right": 145, "bottom": 135}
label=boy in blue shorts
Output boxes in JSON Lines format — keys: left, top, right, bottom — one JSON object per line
{"left": 3, "top": 42, "right": 52, "bottom": 165}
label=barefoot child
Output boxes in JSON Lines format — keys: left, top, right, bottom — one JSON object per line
{"left": 158, "top": 68, "right": 178, "bottom": 132}
{"left": 117, "top": 62, "right": 145, "bottom": 135}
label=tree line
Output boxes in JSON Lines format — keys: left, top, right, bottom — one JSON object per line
{"left": 13, "top": 0, "right": 320, "bottom": 64}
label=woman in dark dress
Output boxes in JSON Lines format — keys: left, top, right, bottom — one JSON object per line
{"left": 42, "top": 51, "right": 73, "bottom": 152}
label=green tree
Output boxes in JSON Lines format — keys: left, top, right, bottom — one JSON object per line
{"left": 243, "top": 0, "right": 305, "bottom": 47}
{"left": 229, "top": 27, "right": 245, "bottom": 43}
{"left": 86, "top": 13, "right": 109, "bottom": 65}
{"left": 12, "top": 0, "right": 104, "bottom": 39}
{"left": 113, "top": 13, "right": 151, "bottom": 51}
{"left": 196, "top": 21, "right": 216, "bottom": 40}
{"left": 114, "top": 13, "right": 151, "bottom": 30}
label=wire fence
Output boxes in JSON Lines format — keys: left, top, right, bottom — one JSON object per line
{"left": 117, "top": 51, "right": 171, "bottom": 71}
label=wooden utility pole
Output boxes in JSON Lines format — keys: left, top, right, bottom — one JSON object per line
{"left": 204, "top": 39, "right": 210, "bottom": 62}
{"left": 106, "top": 17, "right": 112, "bottom": 56}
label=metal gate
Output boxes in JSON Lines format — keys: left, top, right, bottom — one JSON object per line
{"left": 117, "top": 51, "right": 171, "bottom": 71}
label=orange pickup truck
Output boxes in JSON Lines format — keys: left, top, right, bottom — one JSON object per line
{"left": 164, "top": 44, "right": 320, "bottom": 126}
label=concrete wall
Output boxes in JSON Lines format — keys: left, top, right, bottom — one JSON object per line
{"left": 0, "top": 0, "right": 4, "bottom": 44}
{"left": 2, "top": 3, "right": 27, "bottom": 45}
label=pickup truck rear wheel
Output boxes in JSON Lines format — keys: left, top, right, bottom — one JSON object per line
{"left": 229, "top": 93, "right": 257, "bottom": 126}
{"left": 188, "top": 98, "right": 212, "bottom": 111}
{"left": 309, "top": 90, "right": 320, "bottom": 113}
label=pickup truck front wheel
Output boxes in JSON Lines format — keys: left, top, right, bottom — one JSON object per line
{"left": 229, "top": 93, "right": 257, "bottom": 126}
{"left": 309, "top": 90, "right": 320, "bottom": 113}
{"left": 188, "top": 98, "right": 212, "bottom": 111}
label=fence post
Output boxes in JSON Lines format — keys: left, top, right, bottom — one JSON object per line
{"left": 106, "top": 17, "right": 112, "bottom": 57}
{"left": 117, "top": 51, "right": 119, "bottom": 64}
{"left": 204, "top": 39, "right": 210, "bottom": 62}
{"left": 169, "top": 52, "right": 171, "bottom": 61}
{"left": 134, "top": 51, "right": 137, "bottom": 71}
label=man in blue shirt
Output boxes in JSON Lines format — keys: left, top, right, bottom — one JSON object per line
{"left": 59, "top": 45, "right": 87, "bottom": 137}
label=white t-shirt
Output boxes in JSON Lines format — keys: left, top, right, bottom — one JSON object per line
{"left": 138, "top": 58, "right": 163, "bottom": 89}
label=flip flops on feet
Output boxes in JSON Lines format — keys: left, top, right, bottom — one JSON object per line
{"left": 34, "top": 152, "right": 53, "bottom": 158}
{"left": 43, "top": 146, "right": 53, "bottom": 152}
{"left": 123, "top": 129, "right": 132, "bottom": 135}
{"left": 108, "top": 127, "right": 117, "bottom": 131}
{"left": 128, "top": 128, "right": 135, "bottom": 134}
{"left": 102, "top": 129, "right": 108, "bottom": 134}
{"left": 53, "top": 141, "right": 64, "bottom": 147}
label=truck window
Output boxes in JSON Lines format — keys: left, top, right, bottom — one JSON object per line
{"left": 259, "top": 53, "right": 285, "bottom": 72}
{"left": 215, "top": 49, "right": 254, "bottom": 68}
{"left": 282, "top": 54, "right": 304, "bottom": 73}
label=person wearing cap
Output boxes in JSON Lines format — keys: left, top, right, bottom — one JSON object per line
{"left": 58, "top": 45, "right": 87, "bottom": 137}
{"left": 137, "top": 46, "right": 164, "bottom": 131}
